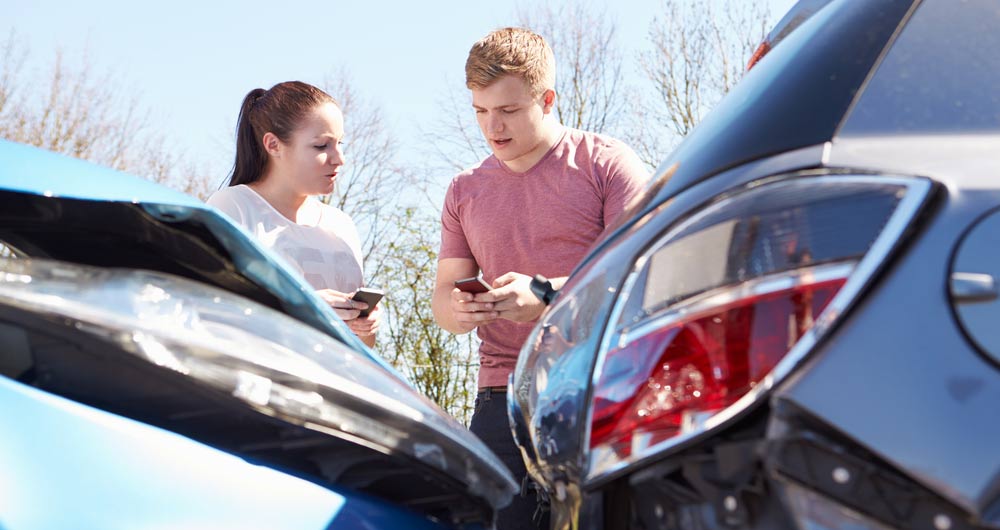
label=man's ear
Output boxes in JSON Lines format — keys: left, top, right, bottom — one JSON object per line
{"left": 262, "top": 132, "right": 282, "bottom": 158}
{"left": 541, "top": 89, "right": 556, "bottom": 114}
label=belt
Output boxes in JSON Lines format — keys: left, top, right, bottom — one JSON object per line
{"left": 477, "top": 385, "right": 507, "bottom": 394}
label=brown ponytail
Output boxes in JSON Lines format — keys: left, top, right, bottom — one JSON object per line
{"left": 227, "top": 81, "right": 337, "bottom": 187}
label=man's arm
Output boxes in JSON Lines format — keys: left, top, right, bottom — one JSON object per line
{"left": 432, "top": 258, "right": 499, "bottom": 334}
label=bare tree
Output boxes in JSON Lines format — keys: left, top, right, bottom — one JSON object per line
{"left": 319, "top": 72, "right": 481, "bottom": 422}
{"left": 517, "top": 3, "right": 628, "bottom": 135}
{"left": 628, "top": 0, "right": 771, "bottom": 168}
{"left": 377, "top": 207, "right": 480, "bottom": 422}
{"left": 425, "top": 81, "right": 490, "bottom": 174}
{"left": 0, "top": 32, "right": 210, "bottom": 197}
{"left": 321, "top": 74, "right": 412, "bottom": 273}
{"left": 0, "top": 31, "right": 27, "bottom": 127}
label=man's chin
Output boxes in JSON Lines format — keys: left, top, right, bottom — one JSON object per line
{"left": 492, "top": 150, "right": 518, "bottom": 162}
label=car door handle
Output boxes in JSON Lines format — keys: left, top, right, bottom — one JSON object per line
{"left": 950, "top": 272, "right": 998, "bottom": 302}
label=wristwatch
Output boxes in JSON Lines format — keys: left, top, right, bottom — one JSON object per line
{"left": 529, "top": 274, "right": 557, "bottom": 306}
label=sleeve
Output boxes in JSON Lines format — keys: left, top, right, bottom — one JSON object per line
{"left": 599, "top": 142, "right": 652, "bottom": 228}
{"left": 438, "top": 178, "right": 475, "bottom": 260}
{"left": 206, "top": 187, "right": 248, "bottom": 227}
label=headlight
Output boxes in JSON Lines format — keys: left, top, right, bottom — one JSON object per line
{"left": 588, "top": 175, "right": 930, "bottom": 480}
{"left": 0, "top": 258, "right": 518, "bottom": 508}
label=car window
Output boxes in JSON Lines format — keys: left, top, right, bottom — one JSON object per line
{"left": 840, "top": 0, "right": 1000, "bottom": 135}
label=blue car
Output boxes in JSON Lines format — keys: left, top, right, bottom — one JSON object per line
{"left": 509, "top": 0, "right": 1000, "bottom": 528}
{"left": 0, "top": 139, "right": 517, "bottom": 529}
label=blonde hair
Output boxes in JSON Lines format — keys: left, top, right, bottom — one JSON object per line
{"left": 465, "top": 27, "right": 555, "bottom": 96}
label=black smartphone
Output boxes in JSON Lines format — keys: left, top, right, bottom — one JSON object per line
{"left": 454, "top": 275, "right": 493, "bottom": 294}
{"left": 352, "top": 287, "right": 384, "bottom": 318}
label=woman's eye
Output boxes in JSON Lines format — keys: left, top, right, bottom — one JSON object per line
{"left": 314, "top": 144, "right": 328, "bottom": 150}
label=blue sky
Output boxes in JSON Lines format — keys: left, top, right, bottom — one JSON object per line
{"left": 3, "top": 0, "right": 795, "bottom": 188}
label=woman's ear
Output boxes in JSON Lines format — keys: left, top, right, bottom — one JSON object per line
{"left": 262, "top": 132, "right": 282, "bottom": 158}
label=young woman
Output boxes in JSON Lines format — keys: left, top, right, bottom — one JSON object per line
{"left": 208, "top": 81, "right": 380, "bottom": 346}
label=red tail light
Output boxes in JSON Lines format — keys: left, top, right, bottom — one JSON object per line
{"left": 746, "top": 40, "right": 771, "bottom": 71}
{"left": 584, "top": 178, "right": 927, "bottom": 475}
{"left": 591, "top": 276, "right": 845, "bottom": 455}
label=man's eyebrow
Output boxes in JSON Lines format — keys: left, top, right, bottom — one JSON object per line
{"left": 472, "top": 103, "right": 519, "bottom": 110}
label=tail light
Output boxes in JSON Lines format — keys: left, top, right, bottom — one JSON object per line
{"left": 746, "top": 40, "right": 771, "bottom": 71}
{"left": 590, "top": 271, "right": 845, "bottom": 451}
{"left": 588, "top": 176, "right": 930, "bottom": 478}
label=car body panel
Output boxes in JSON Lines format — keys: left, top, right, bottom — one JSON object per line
{"left": 950, "top": 208, "right": 1000, "bottom": 367}
{"left": 0, "top": 374, "right": 447, "bottom": 530}
{"left": 839, "top": 0, "right": 1000, "bottom": 137}
{"left": 774, "top": 135, "right": 1000, "bottom": 514}
{"left": 0, "top": 257, "right": 517, "bottom": 519}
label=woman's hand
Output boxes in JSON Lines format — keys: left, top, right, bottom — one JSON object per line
{"left": 348, "top": 302, "right": 381, "bottom": 338}
{"left": 316, "top": 289, "right": 381, "bottom": 346}
{"left": 316, "top": 289, "right": 363, "bottom": 322}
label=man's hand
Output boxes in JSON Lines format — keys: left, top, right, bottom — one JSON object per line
{"left": 433, "top": 258, "right": 497, "bottom": 335}
{"left": 479, "top": 272, "right": 547, "bottom": 322}
{"left": 450, "top": 287, "right": 498, "bottom": 333}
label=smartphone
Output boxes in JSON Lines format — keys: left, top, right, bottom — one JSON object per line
{"left": 454, "top": 275, "right": 493, "bottom": 294}
{"left": 351, "top": 287, "right": 384, "bottom": 318}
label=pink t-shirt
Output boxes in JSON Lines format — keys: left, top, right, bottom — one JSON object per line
{"left": 440, "top": 127, "right": 650, "bottom": 388}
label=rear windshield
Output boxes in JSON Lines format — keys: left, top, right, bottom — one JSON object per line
{"left": 640, "top": 0, "right": 913, "bottom": 209}
{"left": 840, "top": 0, "right": 1000, "bottom": 136}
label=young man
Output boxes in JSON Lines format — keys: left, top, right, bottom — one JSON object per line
{"left": 432, "top": 28, "right": 650, "bottom": 530}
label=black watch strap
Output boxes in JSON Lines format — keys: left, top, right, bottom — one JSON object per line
{"left": 530, "top": 274, "right": 557, "bottom": 306}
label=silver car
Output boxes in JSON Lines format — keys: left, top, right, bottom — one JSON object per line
{"left": 509, "top": 0, "right": 1000, "bottom": 528}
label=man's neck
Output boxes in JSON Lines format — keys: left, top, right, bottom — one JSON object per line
{"left": 503, "top": 122, "right": 563, "bottom": 173}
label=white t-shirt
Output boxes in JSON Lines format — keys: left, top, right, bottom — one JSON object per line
{"left": 207, "top": 184, "right": 364, "bottom": 293}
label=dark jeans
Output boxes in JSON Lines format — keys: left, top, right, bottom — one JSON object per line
{"left": 470, "top": 388, "right": 550, "bottom": 530}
